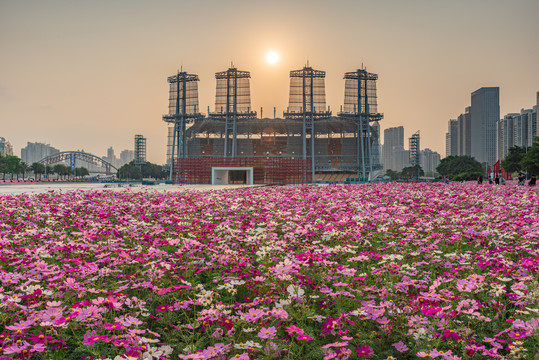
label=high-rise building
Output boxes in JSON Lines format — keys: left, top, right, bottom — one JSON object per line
{"left": 382, "top": 126, "right": 404, "bottom": 171}
{"left": 420, "top": 148, "right": 441, "bottom": 174}
{"left": 20, "top": 142, "right": 60, "bottom": 164}
{"left": 409, "top": 131, "right": 420, "bottom": 166}
{"left": 513, "top": 109, "right": 530, "bottom": 148}
{"left": 470, "top": 87, "right": 500, "bottom": 165}
{"left": 0, "top": 137, "right": 14, "bottom": 156}
{"left": 522, "top": 107, "right": 537, "bottom": 147}
{"left": 445, "top": 119, "right": 458, "bottom": 157}
{"left": 455, "top": 107, "right": 471, "bottom": 156}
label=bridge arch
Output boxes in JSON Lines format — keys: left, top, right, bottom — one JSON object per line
{"left": 38, "top": 151, "right": 118, "bottom": 175}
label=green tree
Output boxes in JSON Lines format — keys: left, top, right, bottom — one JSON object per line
{"left": 502, "top": 146, "right": 526, "bottom": 174}
{"left": 0, "top": 155, "right": 6, "bottom": 180}
{"left": 53, "top": 164, "right": 70, "bottom": 180}
{"left": 385, "top": 169, "right": 399, "bottom": 180}
{"left": 31, "top": 162, "right": 46, "bottom": 180}
{"left": 18, "top": 162, "right": 30, "bottom": 181}
{"left": 117, "top": 162, "right": 141, "bottom": 180}
{"left": 521, "top": 136, "right": 539, "bottom": 176}
{"left": 436, "top": 155, "right": 482, "bottom": 177}
{"left": 401, "top": 165, "right": 424, "bottom": 180}
{"left": 118, "top": 161, "right": 166, "bottom": 180}
{"left": 74, "top": 167, "right": 89, "bottom": 177}
{"left": 3, "top": 155, "right": 22, "bottom": 180}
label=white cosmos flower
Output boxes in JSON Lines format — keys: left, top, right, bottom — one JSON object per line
{"left": 287, "top": 285, "right": 305, "bottom": 298}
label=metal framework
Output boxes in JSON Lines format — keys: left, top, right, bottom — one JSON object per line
{"left": 338, "top": 69, "right": 384, "bottom": 180}
{"left": 134, "top": 135, "right": 146, "bottom": 166}
{"left": 165, "top": 65, "right": 384, "bottom": 184}
{"left": 162, "top": 71, "right": 204, "bottom": 180}
{"left": 409, "top": 131, "right": 420, "bottom": 166}
{"left": 38, "top": 151, "right": 118, "bottom": 175}
{"left": 209, "top": 66, "right": 257, "bottom": 158}
{"left": 283, "top": 65, "right": 332, "bottom": 181}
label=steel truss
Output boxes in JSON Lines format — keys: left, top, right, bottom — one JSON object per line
{"left": 209, "top": 67, "right": 257, "bottom": 158}
{"left": 162, "top": 71, "right": 204, "bottom": 180}
{"left": 38, "top": 151, "right": 117, "bottom": 175}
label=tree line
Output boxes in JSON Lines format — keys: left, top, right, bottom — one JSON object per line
{"left": 116, "top": 161, "right": 167, "bottom": 180}
{"left": 500, "top": 136, "right": 539, "bottom": 176}
{"left": 0, "top": 154, "right": 89, "bottom": 180}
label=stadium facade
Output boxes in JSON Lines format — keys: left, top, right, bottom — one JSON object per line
{"left": 163, "top": 65, "right": 383, "bottom": 185}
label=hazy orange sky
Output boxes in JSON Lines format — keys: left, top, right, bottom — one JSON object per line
{"left": 1, "top": 0, "right": 538, "bottom": 164}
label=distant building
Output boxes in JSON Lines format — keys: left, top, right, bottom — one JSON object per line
{"left": 409, "top": 131, "right": 420, "bottom": 166}
{"left": 382, "top": 126, "right": 404, "bottom": 171}
{"left": 456, "top": 107, "right": 471, "bottom": 156}
{"left": 470, "top": 87, "right": 499, "bottom": 165}
{"left": 134, "top": 135, "right": 147, "bottom": 165}
{"left": 104, "top": 147, "right": 116, "bottom": 166}
{"left": 120, "top": 149, "right": 134, "bottom": 165}
{"left": 497, "top": 106, "right": 537, "bottom": 162}
{"left": 420, "top": 148, "right": 441, "bottom": 174}
{"left": 497, "top": 114, "right": 517, "bottom": 161}
{"left": 20, "top": 142, "right": 60, "bottom": 164}
{"left": 522, "top": 107, "right": 537, "bottom": 147}
{"left": 393, "top": 146, "right": 410, "bottom": 172}
{"left": 0, "top": 137, "right": 14, "bottom": 156}
{"left": 445, "top": 119, "right": 458, "bottom": 157}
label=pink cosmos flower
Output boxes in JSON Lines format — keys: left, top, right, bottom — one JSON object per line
{"left": 322, "top": 341, "right": 348, "bottom": 348}
{"left": 5, "top": 319, "right": 33, "bottom": 331}
{"left": 297, "top": 334, "right": 313, "bottom": 341}
{"left": 482, "top": 348, "right": 498, "bottom": 358}
{"left": 392, "top": 341, "right": 408, "bottom": 352}
{"left": 229, "top": 353, "right": 249, "bottom": 360}
{"left": 243, "top": 308, "right": 265, "bottom": 322}
{"left": 29, "top": 343, "right": 47, "bottom": 353}
{"left": 356, "top": 345, "right": 372, "bottom": 357}
{"left": 258, "top": 326, "right": 276, "bottom": 339}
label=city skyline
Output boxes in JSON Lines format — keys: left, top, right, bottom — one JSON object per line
{"left": 1, "top": 0, "right": 538, "bottom": 164}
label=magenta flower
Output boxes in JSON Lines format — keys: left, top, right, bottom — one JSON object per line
{"left": 258, "top": 326, "right": 276, "bottom": 339}
{"left": 155, "top": 303, "right": 171, "bottom": 312}
{"left": 508, "top": 330, "right": 528, "bottom": 339}
{"left": 297, "top": 334, "right": 313, "bottom": 341}
{"left": 356, "top": 345, "right": 372, "bottom": 357}
{"left": 82, "top": 335, "right": 108, "bottom": 346}
{"left": 442, "top": 329, "right": 461, "bottom": 341}
{"left": 286, "top": 325, "right": 305, "bottom": 335}
{"left": 104, "top": 322, "right": 124, "bottom": 330}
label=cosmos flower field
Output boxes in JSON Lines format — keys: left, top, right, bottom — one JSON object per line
{"left": 0, "top": 183, "right": 538, "bottom": 360}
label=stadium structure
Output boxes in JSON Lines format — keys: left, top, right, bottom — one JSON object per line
{"left": 163, "top": 64, "right": 383, "bottom": 185}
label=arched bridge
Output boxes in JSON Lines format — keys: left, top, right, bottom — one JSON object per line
{"left": 38, "top": 151, "right": 118, "bottom": 175}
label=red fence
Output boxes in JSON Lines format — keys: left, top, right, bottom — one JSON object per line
{"left": 173, "top": 157, "right": 311, "bottom": 185}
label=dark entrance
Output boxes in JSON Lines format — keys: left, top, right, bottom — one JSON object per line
{"left": 229, "top": 170, "right": 247, "bottom": 184}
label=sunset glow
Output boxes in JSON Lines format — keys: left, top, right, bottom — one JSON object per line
{"left": 266, "top": 51, "right": 279, "bottom": 65}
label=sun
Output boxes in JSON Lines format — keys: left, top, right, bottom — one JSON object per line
{"left": 266, "top": 51, "right": 279, "bottom": 65}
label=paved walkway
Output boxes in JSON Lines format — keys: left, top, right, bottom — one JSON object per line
{"left": 0, "top": 183, "right": 261, "bottom": 195}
